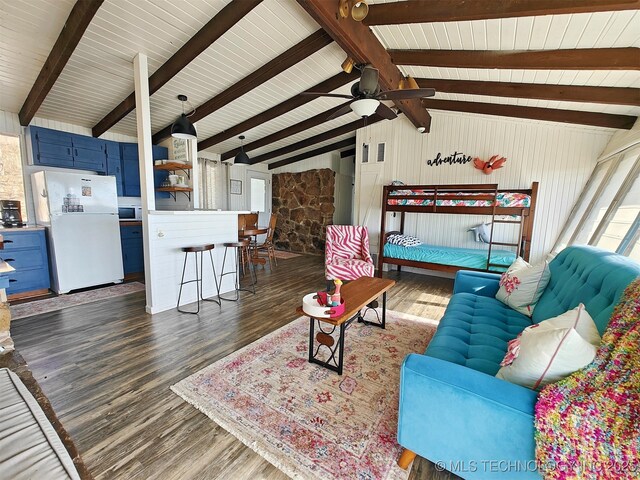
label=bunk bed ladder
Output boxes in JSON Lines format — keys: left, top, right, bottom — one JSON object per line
{"left": 490, "top": 207, "right": 527, "bottom": 268}
{"left": 485, "top": 185, "right": 499, "bottom": 271}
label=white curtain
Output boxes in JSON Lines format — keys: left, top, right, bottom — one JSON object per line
{"left": 198, "top": 157, "right": 229, "bottom": 210}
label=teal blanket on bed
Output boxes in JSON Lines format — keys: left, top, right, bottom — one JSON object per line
{"left": 383, "top": 243, "right": 516, "bottom": 272}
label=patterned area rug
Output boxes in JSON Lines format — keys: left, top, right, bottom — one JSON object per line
{"left": 10, "top": 282, "right": 145, "bottom": 320}
{"left": 171, "top": 309, "right": 438, "bottom": 480}
{"left": 273, "top": 250, "right": 303, "bottom": 259}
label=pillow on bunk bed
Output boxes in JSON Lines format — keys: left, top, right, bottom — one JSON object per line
{"left": 496, "top": 304, "right": 600, "bottom": 389}
{"left": 495, "top": 257, "right": 550, "bottom": 317}
{"left": 387, "top": 233, "right": 422, "bottom": 247}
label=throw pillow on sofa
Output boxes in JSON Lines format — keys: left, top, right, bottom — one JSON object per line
{"left": 496, "top": 257, "right": 550, "bottom": 316}
{"left": 496, "top": 304, "right": 600, "bottom": 389}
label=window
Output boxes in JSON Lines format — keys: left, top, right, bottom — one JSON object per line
{"left": 554, "top": 147, "right": 640, "bottom": 259}
{"left": 250, "top": 177, "right": 266, "bottom": 212}
{"left": 198, "top": 157, "right": 228, "bottom": 209}
{"left": 0, "top": 134, "right": 28, "bottom": 221}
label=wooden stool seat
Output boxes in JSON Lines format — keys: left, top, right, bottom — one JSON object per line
{"left": 181, "top": 244, "right": 215, "bottom": 253}
{"left": 224, "top": 239, "right": 250, "bottom": 248}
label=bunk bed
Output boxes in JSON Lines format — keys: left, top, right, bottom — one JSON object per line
{"left": 377, "top": 182, "right": 539, "bottom": 275}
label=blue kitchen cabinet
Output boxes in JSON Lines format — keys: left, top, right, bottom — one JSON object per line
{"left": 120, "top": 143, "right": 169, "bottom": 198}
{"left": 71, "top": 133, "right": 106, "bottom": 172}
{"left": 105, "top": 140, "right": 123, "bottom": 196}
{"left": 119, "top": 225, "right": 144, "bottom": 275}
{"left": 0, "top": 229, "right": 50, "bottom": 296}
{"left": 30, "top": 127, "right": 74, "bottom": 168}
{"left": 30, "top": 127, "right": 106, "bottom": 173}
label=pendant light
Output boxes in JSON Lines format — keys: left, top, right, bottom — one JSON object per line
{"left": 234, "top": 135, "right": 250, "bottom": 164}
{"left": 171, "top": 94, "right": 197, "bottom": 140}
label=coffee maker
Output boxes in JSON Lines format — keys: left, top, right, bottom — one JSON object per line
{"left": 0, "top": 200, "right": 24, "bottom": 227}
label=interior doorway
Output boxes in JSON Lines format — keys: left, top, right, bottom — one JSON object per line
{"left": 247, "top": 170, "right": 272, "bottom": 226}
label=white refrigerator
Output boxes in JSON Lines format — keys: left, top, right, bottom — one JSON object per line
{"left": 32, "top": 171, "right": 124, "bottom": 294}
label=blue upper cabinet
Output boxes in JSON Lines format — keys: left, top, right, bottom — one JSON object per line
{"left": 106, "top": 140, "right": 123, "bottom": 196}
{"left": 30, "top": 126, "right": 106, "bottom": 173}
{"left": 30, "top": 127, "right": 74, "bottom": 168}
{"left": 120, "top": 143, "right": 169, "bottom": 198}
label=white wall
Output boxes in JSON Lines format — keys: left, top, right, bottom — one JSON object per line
{"left": 269, "top": 151, "right": 355, "bottom": 225}
{"left": 355, "top": 112, "right": 614, "bottom": 266}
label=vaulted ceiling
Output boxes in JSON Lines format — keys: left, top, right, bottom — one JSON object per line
{"left": 1, "top": 0, "right": 639, "bottom": 168}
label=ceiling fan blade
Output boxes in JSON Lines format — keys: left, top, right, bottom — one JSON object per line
{"left": 377, "top": 88, "right": 436, "bottom": 101}
{"left": 327, "top": 102, "right": 355, "bottom": 120}
{"left": 359, "top": 66, "right": 379, "bottom": 95}
{"left": 299, "top": 92, "right": 354, "bottom": 99}
{"left": 375, "top": 103, "right": 397, "bottom": 120}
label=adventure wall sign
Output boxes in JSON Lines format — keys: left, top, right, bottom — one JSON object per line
{"left": 426, "top": 152, "right": 473, "bottom": 167}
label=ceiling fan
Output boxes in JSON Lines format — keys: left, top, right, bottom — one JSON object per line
{"left": 301, "top": 65, "right": 436, "bottom": 120}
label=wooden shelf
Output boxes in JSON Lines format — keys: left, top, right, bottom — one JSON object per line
{"left": 153, "top": 162, "right": 192, "bottom": 171}
{"left": 156, "top": 186, "right": 193, "bottom": 192}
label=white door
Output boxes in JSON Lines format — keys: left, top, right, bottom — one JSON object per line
{"left": 247, "top": 170, "right": 272, "bottom": 227}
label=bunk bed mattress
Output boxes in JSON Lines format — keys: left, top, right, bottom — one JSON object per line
{"left": 383, "top": 243, "right": 516, "bottom": 272}
{"left": 387, "top": 191, "right": 530, "bottom": 208}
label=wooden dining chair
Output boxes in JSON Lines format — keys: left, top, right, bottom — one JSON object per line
{"left": 256, "top": 213, "right": 278, "bottom": 270}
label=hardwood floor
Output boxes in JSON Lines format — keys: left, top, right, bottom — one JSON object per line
{"left": 11, "top": 255, "right": 459, "bottom": 480}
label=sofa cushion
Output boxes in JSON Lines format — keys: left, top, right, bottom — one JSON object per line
{"left": 425, "top": 293, "right": 533, "bottom": 376}
{"left": 532, "top": 246, "right": 640, "bottom": 333}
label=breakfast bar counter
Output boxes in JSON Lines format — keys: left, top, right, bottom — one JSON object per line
{"left": 144, "top": 210, "right": 249, "bottom": 314}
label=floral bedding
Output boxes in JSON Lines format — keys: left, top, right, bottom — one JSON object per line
{"left": 388, "top": 190, "right": 531, "bottom": 208}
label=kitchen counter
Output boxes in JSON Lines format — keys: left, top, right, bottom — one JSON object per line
{"left": 150, "top": 210, "right": 250, "bottom": 215}
{"left": 0, "top": 226, "right": 45, "bottom": 232}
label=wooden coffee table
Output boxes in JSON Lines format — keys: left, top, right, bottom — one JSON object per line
{"left": 298, "top": 276, "right": 395, "bottom": 375}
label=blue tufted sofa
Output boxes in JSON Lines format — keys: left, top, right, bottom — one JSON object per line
{"left": 397, "top": 246, "right": 640, "bottom": 479}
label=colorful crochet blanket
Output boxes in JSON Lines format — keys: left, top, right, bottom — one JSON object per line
{"left": 535, "top": 278, "right": 640, "bottom": 479}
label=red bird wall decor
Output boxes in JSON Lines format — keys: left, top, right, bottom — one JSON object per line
{"left": 473, "top": 155, "right": 507, "bottom": 175}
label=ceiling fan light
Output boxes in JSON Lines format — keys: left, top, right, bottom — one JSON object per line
{"left": 351, "top": 98, "right": 379, "bottom": 117}
{"left": 405, "top": 75, "right": 419, "bottom": 90}
{"left": 171, "top": 113, "right": 197, "bottom": 140}
{"left": 351, "top": 0, "right": 369, "bottom": 21}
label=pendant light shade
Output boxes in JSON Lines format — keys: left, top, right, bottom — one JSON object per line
{"left": 171, "top": 94, "right": 197, "bottom": 140}
{"left": 171, "top": 113, "right": 197, "bottom": 140}
{"left": 234, "top": 135, "right": 250, "bottom": 164}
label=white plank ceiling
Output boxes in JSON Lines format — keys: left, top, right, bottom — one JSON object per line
{"left": 0, "top": 0, "right": 638, "bottom": 166}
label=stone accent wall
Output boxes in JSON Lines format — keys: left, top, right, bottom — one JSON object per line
{"left": 272, "top": 169, "right": 335, "bottom": 254}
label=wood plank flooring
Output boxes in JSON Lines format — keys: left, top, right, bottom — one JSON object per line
{"left": 11, "top": 255, "right": 459, "bottom": 480}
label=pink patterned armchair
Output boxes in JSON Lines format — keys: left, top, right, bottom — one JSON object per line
{"left": 325, "top": 225, "right": 375, "bottom": 281}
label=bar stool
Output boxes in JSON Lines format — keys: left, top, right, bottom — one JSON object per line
{"left": 219, "top": 238, "right": 256, "bottom": 301}
{"left": 176, "top": 244, "right": 221, "bottom": 314}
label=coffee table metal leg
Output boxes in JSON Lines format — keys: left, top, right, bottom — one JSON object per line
{"left": 382, "top": 291, "right": 387, "bottom": 329}
{"left": 307, "top": 317, "right": 348, "bottom": 375}
{"left": 337, "top": 323, "right": 346, "bottom": 375}
{"left": 308, "top": 317, "right": 315, "bottom": 364}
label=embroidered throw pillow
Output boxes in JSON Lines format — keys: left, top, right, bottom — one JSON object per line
{"left": 496, "top": 304, "right": 600, "bottom": 389}
{"left": 496, "top": 257, "right": 550, "bottom": 316}
{"left": 387, "top": 234, "right": 422, "bottom": 247}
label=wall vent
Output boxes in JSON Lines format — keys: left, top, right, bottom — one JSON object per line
{"left": 362, "top": 143, "right": 369, "bottom": 163}
{"left": 376, "top": 143, "right": 386, "bottom": 162}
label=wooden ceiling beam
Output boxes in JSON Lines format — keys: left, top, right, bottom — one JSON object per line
{"left": 297, "top": 0, "right": 431, "bottom": 132}
{"left": 416, "top": 78, "right": 640, "bottom": 106}
{"left": 153, "top": 29, "right": 333, "bottom": 143}
{"left": 198, "top": 71, "right": 357, "bottom": 151}
{"left": 340, "top": 148, "right": 356, "bottom": 158}
{"left": 18, "top": 0, "right": 104, "bottom": 126}
{"left": 365, "top": 0, "right": 640, "bottom": 25}
{"left": 391, "top": 48, "right": 640, "bottom": 70}
{"left": 221, "top": 102, "right": 352, "bottom": 160}
{"left": 421, "top": 99, "right": 637, "bottom": 129}
{"left": 250, "top": 115, "right": 384, "bottom": 164}
{"left": 92, "top": 0, "right": 262, "bottom": 137}
{"left": 269, "top": 137, "right": 355, "bottom": 170}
